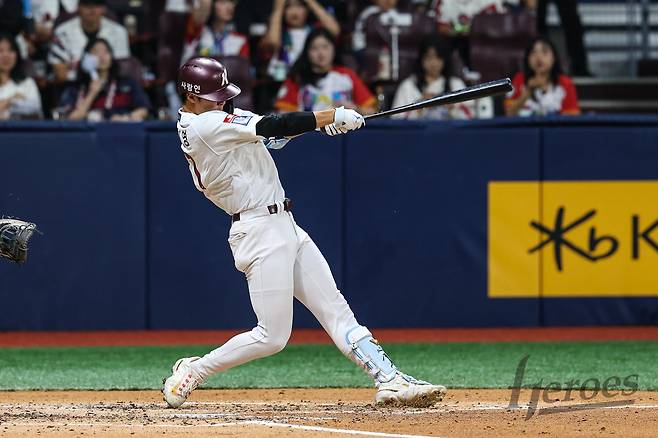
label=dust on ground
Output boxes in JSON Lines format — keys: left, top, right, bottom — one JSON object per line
{"left": 0, "top": 388, "right": 657, "bottom": 437}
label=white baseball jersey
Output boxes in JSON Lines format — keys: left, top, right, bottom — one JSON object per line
{"left": 172, "top": 102, "right": 400, "bottom": 395}
{"left": 176, "top": 108, "right": 286, "bottom": 215}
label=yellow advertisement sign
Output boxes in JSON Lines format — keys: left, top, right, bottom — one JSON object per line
{"left": 488, "top": 181, "right": 658, "bottom": 297}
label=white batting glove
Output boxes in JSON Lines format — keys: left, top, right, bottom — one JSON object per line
{"left": 320, "top": 106, "right": 365, "bottom": 136}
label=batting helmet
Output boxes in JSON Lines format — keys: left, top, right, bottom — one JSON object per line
{"left": 177, "top": 57, "right": 241, "bottom": 102}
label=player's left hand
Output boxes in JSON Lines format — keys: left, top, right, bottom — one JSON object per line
{"left": 334, "top": 106, "right": 365, "bottom": 131}
{"left": 320, "top": 106, "right": 365, "bottom": 136}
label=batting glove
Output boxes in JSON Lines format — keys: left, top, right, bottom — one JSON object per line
{"left": 320, "top": 106, "right": 365, "bottom": 136}
{"left": 264, "top": 137, "right": 290, "bottom": 150}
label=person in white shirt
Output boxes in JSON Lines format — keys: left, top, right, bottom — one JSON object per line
{"left": 161, "top": 56, "right": 447, "bottom": 409}
{"left": 48, "top": 0, "right": 130, "bottom": 83}
{"left": 0, "top": 33, "right": 42, "bottom": 120}
{"left": 392, "top": 35, "right": 473, "bottom": 120}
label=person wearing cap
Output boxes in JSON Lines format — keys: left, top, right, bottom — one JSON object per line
{"left": 48, "top": 0, "right": 130, "bottom": 83}
{"left": 161, "top": 56, "right": 447, "bottom": 410}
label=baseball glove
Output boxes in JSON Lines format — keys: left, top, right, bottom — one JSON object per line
{"left": 0, "top": 218, "right": 38, "bottom": 264}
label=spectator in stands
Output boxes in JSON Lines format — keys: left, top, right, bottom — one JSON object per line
{"left": 30, "top": 0, "right": 79, "bottom": 43}
{"left": 261, "top": 0, "right": 340, "bottom": 82}
{"left": 275, "top": 28, "right": 375, "bottom": 113}
{"left": 392, "top": 35, "right": 473, "bottom": 120}
{"left": 352, "top": 0, "right": 398, "bottom": 53}
{"left": 59, "top": 38, "right": 150, "bottom": 121}
{"left": 433, "top": 0, "right": 518, "bottom": 68}
{"left": 174, "top": 0, "right": 213, "bottom": 65}
{"left": 49, "top": 0, "right": 130, "bottom": 83}
{"left": 0, "top": 33, "right": 43, "bottom": 120}
{"left": 505, "top": 36, "right": 580, "bottom": 116}
{"left": 184, "top": 0, "right": 250, "bottom": 60}
{"left": 534, "top": 0, "right": 590, "bottom": 76}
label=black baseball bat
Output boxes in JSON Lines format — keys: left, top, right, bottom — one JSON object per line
{"left": 364, "top": 78, "right": 513, "bottom": 120}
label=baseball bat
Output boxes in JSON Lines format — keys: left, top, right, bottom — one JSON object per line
{"left": 364, "top": 78, "right": 513, "bottom": 120}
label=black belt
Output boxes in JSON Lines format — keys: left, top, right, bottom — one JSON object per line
{"left": 232, "top": 198, "right": 292, "bottom": 222}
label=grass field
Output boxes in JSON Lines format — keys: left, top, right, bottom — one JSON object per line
{"left": 2, "top": 341, "right": 657, "bottom": 391}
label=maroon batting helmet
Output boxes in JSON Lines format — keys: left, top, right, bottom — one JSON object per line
{"left": 177, "top": 57, "right": 241, "bottom": 102}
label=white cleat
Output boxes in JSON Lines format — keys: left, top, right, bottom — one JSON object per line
{"left": 162, "top": 356, "right": 203, "bottom": 408}
{"left": 375, "top": 372, "right": 447, "bottom": 407}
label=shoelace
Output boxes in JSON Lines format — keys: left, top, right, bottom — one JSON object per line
{"left": 176, "top": 371, "right": 201, "bottom": 397}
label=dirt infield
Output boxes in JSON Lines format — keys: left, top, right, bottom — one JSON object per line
{"left": 1, "top": 389, "right": 657, "bottom": 437}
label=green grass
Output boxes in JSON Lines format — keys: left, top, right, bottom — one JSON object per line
{"left": 0, "top": 342, "right": 657, "bottom": 391}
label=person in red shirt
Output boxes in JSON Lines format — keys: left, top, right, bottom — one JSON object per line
{"left": 275, "top": 28, "right": 376, "bottom": 113}
{"left": 505, "top": 36, "right": 580, "bottom": 117}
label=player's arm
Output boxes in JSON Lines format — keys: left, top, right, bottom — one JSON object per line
{"left": 255, "top": 107, "right": 364, "bottom": 138}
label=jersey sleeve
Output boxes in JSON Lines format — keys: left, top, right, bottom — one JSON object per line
{"left": 391, "top": 77, "right": 420, "bottom": 119}
{"left": 12, "top": 78, "right": 43, "bottom": 117}
{"left": 434, "top": 0, "right": 454, "bottom": 26}
{"left": 194, "top": 109, "right": 264, "bottom": 154}
{"left": 559, "top": 76, "right": 580, "bottom": 115}
{"left": 48, "top": 26, "right": 71, "bottom": 65}
{"left": 504, "top": 72, "right": 525, "bottom": 110}
{"left": 274, "top": 79, "right": 300, "bottom": 112}
{"left": 449, "top": 77, "right": 474, "bottom": 119}
{"left": 344, "top": 67, "right": 375, "bottom": 108}
{"left": 238, "top": 34, "right": 250, "bottom": 58}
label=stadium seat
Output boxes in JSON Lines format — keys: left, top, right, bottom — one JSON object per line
{"left": 469, "top": 10, "right": 536, "bottom": 83}
{"left": 118, "top": 56, "right": 144, "bottom": 83}
{"left": 156, "top": 12, "right": 188, "bottom": 83}
{"left": 361, "top": 11, "right": 435, "bottom": 83}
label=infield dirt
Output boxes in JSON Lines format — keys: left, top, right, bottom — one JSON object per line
{"left": 1, "top": 388, "right": 657, "bottom": 437}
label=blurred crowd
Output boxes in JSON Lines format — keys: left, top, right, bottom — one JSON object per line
{"left": 0, "top": 0, "right": 586, "bottom": 122}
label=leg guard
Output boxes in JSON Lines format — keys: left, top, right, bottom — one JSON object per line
{"left": 345, "top": 326, "right": 397, "bottom": 384}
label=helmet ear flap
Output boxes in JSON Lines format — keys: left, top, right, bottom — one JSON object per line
{"left": 223, "top": 99, "right": 234, "bottom": 114}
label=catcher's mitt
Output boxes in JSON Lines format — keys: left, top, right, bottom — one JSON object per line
{"left": 0, "top": 218, "right": 38, "bottom": 264}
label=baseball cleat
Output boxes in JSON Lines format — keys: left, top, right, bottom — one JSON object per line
{"left": 375, "top": 372, "right": 447, "bottom": 407}
{"left": 162, "top": 356, "right": 203, "bottom": 408}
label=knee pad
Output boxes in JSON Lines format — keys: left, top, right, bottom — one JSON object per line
{"left": 345, "top": 326, "right": 396, "bottom": 384}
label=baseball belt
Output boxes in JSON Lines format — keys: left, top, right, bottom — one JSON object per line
{"left": 231, "top": 198, "right": 292, "bottom": 223}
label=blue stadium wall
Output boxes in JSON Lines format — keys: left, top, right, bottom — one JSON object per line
{"left": 1, "top": 116, "right": 658, "bottom": 330}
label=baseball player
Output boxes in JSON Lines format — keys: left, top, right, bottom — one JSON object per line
{"left": 162, "top": 57, "right": 446, "bottom": 408}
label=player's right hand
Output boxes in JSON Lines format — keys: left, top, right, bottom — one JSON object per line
{"left": 333, "top": 106, "right": 365, "bottom": 132}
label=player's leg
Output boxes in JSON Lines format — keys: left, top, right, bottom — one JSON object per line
{"left": 291, "top": 223, "right": 446, "bottom": 406}
{"left": 163, "top": 215, "right": 297, "bottom": 407}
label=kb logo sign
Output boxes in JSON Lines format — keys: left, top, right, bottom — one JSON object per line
{"left": 488, "top": 181, "right": 658, "bottom": 298}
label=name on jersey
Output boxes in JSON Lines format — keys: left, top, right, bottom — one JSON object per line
{"left": 180, "top": 129, "right": 190, "bottom": 147}
{"left": 224, "top": 114, "right": 252, "bottom": 125}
